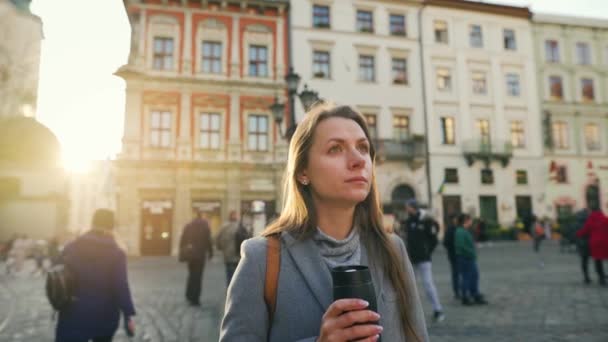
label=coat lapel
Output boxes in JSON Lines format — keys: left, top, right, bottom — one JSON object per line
{"left": 361, "top": 243, "right": 384, "bottom": 304}
{"left": 281, "top": 232, "right": 333, "bottom": 311}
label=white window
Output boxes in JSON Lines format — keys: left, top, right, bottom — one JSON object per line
{"left": 476, "top": 119, "right": 491, "bottom": 144}
{"left": 440, "top": 117, "right": 455, "bottom": 145}
{"left": 552, "top": 121, "right": 569, "bottom": 149}
{"left": 359, "top": 55, "right": 375, "bottom": 82}
{"left": 581, "top": 78, "right": 595, "bottom": 102}
{"left": 199, "top": 113, "right": 221, "bottom": 149}
{"left": 545, "top": 40, "right": 559, "bottom": 63}
{"left": 549, "top": 75, "right": 563, "bottom": 100}
{"left": 248, "top": 115, "right": 269, "bottom": 151}
{"left": 249, "top": 45, "right": 268, "bottom": 77}
{"left": 153, "top": 37, "right": 174, "bottom": 70}
{"left": 356, "top": 10, "right": 374, "bottom": 33}
{"left": 393, "top": 115, "right": 410, "bottom": 141}
{"left": 313, "top": 51, "right": 330, "bottom": 79}
{"left": 312, "top": 5, "right": 330, "bottom": 28}
{"left": 389, "top": 14, "right": 406, "bottom": 36}
{"left": 150, "top": 111, "right": 172, "bottom": 147}
{"left": 506, "top": 73, "right": 520, "bottom": 96}
{"left": 436, "top": 67, "right": 451, "bottom": 91}
{"left": 504, "top": 29, "right": 516, "bottom": 50}
{"left": 202, "top": 41, "right": 222, "bottom": 73}
{"left": 576, "top": 42, "right": 591, "bottom": 65}
{"left": 472, "top": 72, "right": 487, "bottom": 95}
{"left": 510, "top": 121, "right": 525, "bottom": 148}
{"left": 470, "top": 25, "right": 483, "bottom": 48}
{"left": 584, "top": 123, "right": 600, "bottom": 151}
{"left": 392, "top": 58, "right": 408, "bottom": 85}
{"left": 434, "top": 20, "right": 448, "bottom": 44}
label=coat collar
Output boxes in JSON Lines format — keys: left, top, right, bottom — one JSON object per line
{"left": 280, "top": 231, "right": 384, "bottom": 312}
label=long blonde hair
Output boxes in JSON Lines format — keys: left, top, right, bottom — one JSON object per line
{"left": 263, "top": 103, "right": 421, "bottom": 341}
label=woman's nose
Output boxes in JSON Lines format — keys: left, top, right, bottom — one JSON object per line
{"left": 348, "top": 148, "right": 366, "bottom": 169}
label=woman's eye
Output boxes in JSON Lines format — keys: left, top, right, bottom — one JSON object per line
{"left": 358, "top": 144, "right": 370, "bottom": 153}
{"left": 329, "top": 145, "right": 342, "bottom": 153}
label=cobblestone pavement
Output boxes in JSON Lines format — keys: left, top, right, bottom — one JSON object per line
{"left": 0, "top": 240, "right": 607, "bottom": 342}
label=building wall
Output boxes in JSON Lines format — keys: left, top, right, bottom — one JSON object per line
{"left": 422, "top": 4, "right": 544, "bottom": 226}
{"left": 533, "top": 14, "right": 608, "bottom": 217}
{"left": 0, "top": 0, "right": 42, "bottom": 118}
{"left": 116, "top": 0, "right": 288, "bottom": 255}
{"left": 292, "top": 0, "right": 428, "bottom": 212}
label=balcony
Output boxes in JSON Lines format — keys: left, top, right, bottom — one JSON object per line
{"left": 374, "top": 135, "right": 426, "bottom": 166}
{"left": 462, "top": 139, "right": 513, "bottom": 167}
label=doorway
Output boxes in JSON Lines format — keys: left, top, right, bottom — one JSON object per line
{"left": 140, "top": 200, "right": 173, "bottom": 256}
{"left": 442, "top": 195, "right": 462, "bottom": 228}
{"left": 479, "top": 195, "right": 498, "bottom": 224}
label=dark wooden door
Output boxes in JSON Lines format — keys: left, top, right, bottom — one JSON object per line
{"left": 140, "top": 201, "right": 173, "bottom": 256}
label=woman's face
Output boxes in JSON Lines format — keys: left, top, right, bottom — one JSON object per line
{"left": 299, "top": 117, "right": 372, "bottom": 207}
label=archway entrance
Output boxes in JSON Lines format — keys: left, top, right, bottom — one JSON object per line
{"left": 386, "top": 184, "right": 416, "bottom": 222}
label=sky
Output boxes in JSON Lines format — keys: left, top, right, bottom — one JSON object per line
{"left": 30, "top": 0, "right": 608, "bottom": 172}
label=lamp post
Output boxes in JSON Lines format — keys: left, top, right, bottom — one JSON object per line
{"left": 270, "top": 67, "right": 320, "bottom": 141}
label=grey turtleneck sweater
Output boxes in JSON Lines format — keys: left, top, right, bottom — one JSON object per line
{"left": 312, "top": 227, "right": 361, "bottom": 269}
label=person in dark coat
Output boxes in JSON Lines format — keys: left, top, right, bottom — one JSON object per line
{"left": 180, "top": 210, "right": 214, "bottom": 306}
{"left": 576, "top": 206, "right": 608, "bottom": 286}
{"left": 56, "top": 209, "right": 136, "bottom": 342}
{"left": 443, "top": 214, "right": 461, "bottom": 299}
{"left": 400, "top": 198, "right": 445, "bottom": 323}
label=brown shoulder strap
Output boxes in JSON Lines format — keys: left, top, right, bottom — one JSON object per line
{"left": 264, "top": 234, "right": 281, "bottom": 325}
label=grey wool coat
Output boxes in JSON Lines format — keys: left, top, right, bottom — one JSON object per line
{"left": 219, "top": 231, "right": 429, "bottom": 342}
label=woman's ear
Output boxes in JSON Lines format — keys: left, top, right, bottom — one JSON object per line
{"left": 297, "top": 171, "right": 309, "bottom": 186}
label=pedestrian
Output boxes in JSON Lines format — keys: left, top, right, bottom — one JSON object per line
{"left": 220, "top": 104, "right": 429, "bottom": 341}
{"left": 179, "top": 209, "right": 214, "bottom": 306}
{"left": 455, "top": 213, "right": 488, "bottom": 306}
{"left": 215, "top": 210, "right": 245, "bottom": 286}
{"left": 443, "top": 213, "right": 461, "bottom": 300}
{"left": 576, "top": 204, "right": 608, "bottom": 286}
{"left": 400, "top": 199, "right": 445, "bottom": 323}
{"left": 55, "top": 209, "right": 136, "bottom": 342}
{"left": 573, "top": 208, "right": 592, "bottom": 283}
{"left": 531, "top": 215, "right": 544, "bottom": 252}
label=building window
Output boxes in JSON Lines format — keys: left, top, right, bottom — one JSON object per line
{"left": 545, "top": 40, "right": 560, "bottom": 63}
{"left": 444, "top": 168, "right": 459, "bottom": 184}
{"left": 248, "top": 45, "right": 268, "bottom": 77}
{"left": 392, "top": 58, "right": 408, "bottom": 85}
{"left": 153, "top": 37, "right": 174, "bottom": 70}
{"left": 516, "top": 170, "right": 528, "bottom": 185}
{"left": 202, "top": 41, "right": 222, "bottom": 73}
{"left": 549, "top": 76, "right": 563, "bottom": 100}
{"left": 150, "top": 110, "right": 172, "bottom": 147}
{"left": 472, "top": 72, "right": 487, "bottom": 95}
{"left": 359, "top": 55, "right": 375, "bottom": 82}
{"left": 436, "top": 67, "right": 451, "bottom": 91}
{"left": 312, "top": 5, "right": 330, "bottom": 28}
{"left": 389, "top": 14, "right": 406, "bottom": 36}
{"left": 356, "top": 10, "right": 374, "bottom": 33}
{"left": 477, "top": 119, "right": 491, "bottom": 144}
{"left": 248, "top": 114, "right": 268, "bottom": 151}
{"left": 434, "top": 20, "right": 448, "bottom": 44}
{"left": 364, "top": 114, "right": 377, "bottom": 140}
{"left": 393, "top": 115, "right": 409, "bottom": 141}
{"left": 481, "top": 169, "right": 494, "bottom": 185}
{"left": 585, "top": 123, "right": 601, "bottom": 151}
{"left": 440, "top": 116, "right": 455, "bottom": 145}
{"left": 510, "top": 121, "right": 525, "bottom": 148}
{"left": 313, "top": 51, "right": 330, "bottom": 79}
{"left": 581, "top": 78, "right": 595, "bottom": 102}
{"left": 470, "top": 25, "right": 483, "bottom": 48}
{"left": 503, "top": 29, "right": 516, "bottom": 50}
{"left": 506, "top": 73, "right": 520, "bottom": 96}
{"left": 199, "top": 113, "right": 221, "bottom": 149}
{"left": 556, "top": 165, "right": 568, "bottom": 183}
{"left": 552, "top": 121, "right": 569, "bottom": 149}
{"left": 576, "top": 42, "right": 591, "bottom": 65}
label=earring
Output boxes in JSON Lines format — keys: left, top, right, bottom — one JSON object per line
{"left": 301, "top": 180, "right": 309, "bottom": 185}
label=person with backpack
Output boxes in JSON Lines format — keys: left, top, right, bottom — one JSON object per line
{"left": 179, "top": 209, "right": 214, "bottom": 306}
{"left": 220, "top": 104, "right": 428, "bottom": 341}
{"left": 215, "top": 210, "right": 249, "bottom": 286}
{"left": 54, "top": 209, "right": 135, "bottom": 342}
{"left": 400, "top": 199, "right": 445, "bottom": 323}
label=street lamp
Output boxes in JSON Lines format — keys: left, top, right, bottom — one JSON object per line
{"left": 270, "top": 67, "right": 320, "bottom": 141}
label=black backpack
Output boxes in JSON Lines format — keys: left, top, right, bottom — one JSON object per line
{"left": 46, "top": 264, "right": 77, "bottom": 311}
{"left": 234, "top": 223, "right": 252, "bottom": 253}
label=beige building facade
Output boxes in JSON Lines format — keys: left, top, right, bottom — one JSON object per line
{"left": 116, "top": 0, "right": 289, "bottom": 255}
{"left": 533, "top": 14, "right": 608, "bottom": 219}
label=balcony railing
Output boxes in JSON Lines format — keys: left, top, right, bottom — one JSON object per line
{"left": 374, "top": 135, "right": 426, "bottom": 162}
{"left": 462, "top": 139, "right": 513, "bottom": 167}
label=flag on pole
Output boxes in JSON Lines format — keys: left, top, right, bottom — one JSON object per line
{"left": 437, "top": 180, "right": 446, "bottom": 194}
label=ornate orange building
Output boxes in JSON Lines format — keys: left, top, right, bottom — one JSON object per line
{"left": 115, "top": 0, "right": 289, "bottom": 255}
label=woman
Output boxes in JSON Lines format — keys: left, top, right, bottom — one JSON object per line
{"left": 220, "top": 104, "right": 428, "bottom": 341}
{"left": 56, "top": 209, "right": 136, "bottom": 342}
{"left": 576, "top": 206, "right": 608, "bottom": 286}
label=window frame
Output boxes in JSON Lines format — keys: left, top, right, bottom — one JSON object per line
{"left": 312, "top": 50, "right": 331, "bottom": 79}
{"left": 359, "top": 54, "right": 375, "bottom": 82}
{"left": 312, "top": 4, "right": 331, "bottom": 29}
{"left": 510, "top": 120, "right": 525, "bottom": 148}
{"left": 248, "top": 44, "right": 269, "bottom": 77}
{"left": 506, "top": 73, "right": 520, "bottom": 97}
{"left": 436, "top": 67, "right": 451, "bottom": 91}
{"left": 549, "top": 75, "right": 563, "bottom": 100}
{"left": 393, "top": 115, "right": 410, "bottom": 141}
{"left": 153, "top": 37, "right": 174, "bottom": 71}
{"left": 150, "top": 110, "right": 172, "bottom": 147}
{"left": 440, "top": 116, "right": 455, "bottom": 145}
{"left": 552, "top": 121, "right": 569, "bottom": 149}
{"left": 198, "top": 112, "right": 221, "bottom": 150}
{"left": 471, "top": 71, "right": 487, "bottom": 95}
{"left": 584, "top": 123, "right": 601, "bottom": 151}
{"left": 515, "top": 170, "right": 528, "bottom": 185}
{"left": 503, "top": 29, "right": 517, "bottom": 51}
{"left": 434, "top": 20, "right": 448, "bottom": 44}
{"left": 581, "top": 78, "right": 595, "bottom": 102}
{"left": 364, "top": 114, "right": 377, "bottom": 141}
{"left": 444, "top": 168, "right": 459, "bottom": 184}
{"left": 576, "top": 42, "right": 592, "bottom": 65}
{"left": 201, "top": 41, "right": 222, "bottom": 74}
{"left": 545, "top": 40, "right": 560, "bottom": 63}
{"left": 469, "top": 25, "right": 483, "bottom": 48}
{"left": 247, "top": 114, "right": 269, "bottom": 151}
{"left": 389, "top": 14, "right": 406, "bottom": 36}
{"left": 391, "top": 57, "right": 408, "bottom": 85}
{"left": 356, "top": 10, "right": 374, "bottom": 33}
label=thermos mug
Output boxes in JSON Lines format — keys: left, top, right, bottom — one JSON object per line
{"left": 331, "top": 265, "right": 381, "bottom": 341}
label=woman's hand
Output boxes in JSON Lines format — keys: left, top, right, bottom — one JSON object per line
{"left": 317, "top": 299, "right": 382, "bottom": 342}
{"left": 125, "top": 316, "right": 135, "bottom": 337}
